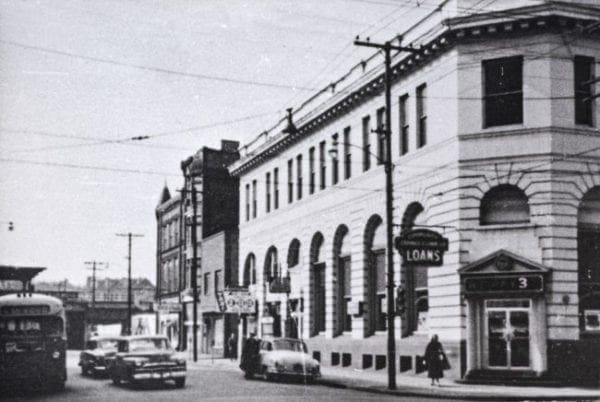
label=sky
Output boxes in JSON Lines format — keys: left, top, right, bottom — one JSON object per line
{"left": 0, "top": 0, "right": 450, "bottom": 285}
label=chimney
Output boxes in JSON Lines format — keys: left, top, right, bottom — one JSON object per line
{"left": 221, "top": 140, "right": 239, "bottom": 153}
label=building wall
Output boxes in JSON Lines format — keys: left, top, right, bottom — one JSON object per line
{"left": 233, "top": 6, "right": 600, "bottom": 382}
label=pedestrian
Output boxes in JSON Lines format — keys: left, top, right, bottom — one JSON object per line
{"left": 228, "top": 333, "right": 237, "bottom": 361}
{"left": 240, "top": 332, "right": 259, "bottom": 379}
{"left": 424, "top": 334, "right": 450, "bottom": 386}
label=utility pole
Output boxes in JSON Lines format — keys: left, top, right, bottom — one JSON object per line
{"left": 85, "top": 261, "right": 108, "bottom": 309}
{"left": 190, "top": 183, "right": 199, "bottom": 362}
{"left": 354, "top": 36, "right": 420, "bottom": 391}
{"left": 116, "top": 232, "right": 144, "bottom": 335}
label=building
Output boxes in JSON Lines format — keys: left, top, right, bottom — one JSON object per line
{"left": 156, "top": 185, "right": 184, "bottom": 349}
{"left": 199, "top": 229, "right": 239, "bottom": 356}
{"left": 156, "top": 140, "right": 239, "bottom": 353}
{"left": 230, "top": 1, "right": 600, "bottom": 385}
{"left": 82, "top": 277, "right": 155, "bottom": 310}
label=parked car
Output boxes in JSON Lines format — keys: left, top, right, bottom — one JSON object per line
{"left": 79, "top": 336, "right": 121, "bottom": 377}
{"left": 256, "top": 337, "right": 320, "bottom": 382}
{"left": 107, "top": 335, "right": 186, "bottom": 388}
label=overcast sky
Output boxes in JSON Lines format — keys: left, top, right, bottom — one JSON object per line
{"left": 0, "top": 0, "right": 448, "bottom": 285}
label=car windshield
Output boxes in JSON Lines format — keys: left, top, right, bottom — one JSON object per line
{"left": 0, "top": 317, "right": 63, "bottom": 337}
{"left": 97, "top": 339, "right": 119, "bottom": 349}
{"left": 128, "top": 338, "right": 170, "bottom": 351}
{"left": 272, "top": 339, "right": 308, "bottom": 353}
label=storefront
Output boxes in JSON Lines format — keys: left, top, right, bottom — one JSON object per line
{"left": 460, "top": 250, "right": 550, "bottom": 380}
{"left": 157, "top": 301, "right": 181, "bottom": 350}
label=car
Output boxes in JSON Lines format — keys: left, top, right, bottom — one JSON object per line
{"left": 107, "top": 335, "right": 186, "bottom": 388}
{"left": 256, "top": 337, "right": 320, "bottom": 382}
{"left": 79, "top": 336, "right": 121, "bottom": 377}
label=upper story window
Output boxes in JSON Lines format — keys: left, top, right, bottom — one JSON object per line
{"left": 574, "top": 55, "right": 594, "bottom": 126}
{"left": 362, "top": 115, "right": 371, "bottom": 171}
{"left": 273, "top": 168, "right": 279, "bottom": 210}
{"left": 266, "top": 172, "right": 271, "bottom": 213}
{"left": 296, "top": 154, "right": 303, "bottom": 200}
{"left": 331, "top": 133, "right": 339, "bottom": 185}
{"left": 343, "top": 126, "right": 352, "bottom": 179}
{"left": 204, "top": 272, "right": 211, "bottom": 295}
{"left": 287, "top": 159, "right": 293, "bottom": 204}
{"left": 264, "top": 247, "right": 279, "bottom": 282}
{"left": 319, "top": 140, "right": 326, "bottom": 190}
{"left": 214, "top": 270, "right": 222, "bottom": 294}
{"left": 376, "top": 107, "right": 386, "bottom": 164}
{"left": 483, "top": 56, "right": 523, "bottom": 128}
{"left": 252, "top": 180, "right": 257, "bottom": 219}
{"left": 399, "top": 94, "right": 409, "bottom": 155}
{"left": 480, "top": 184, "right": 530, "bottom": 225}
{"left": 243, "top": 254, "right": 256, "bottom": 286}
{"left": 309, "top": 147, "right": 316, "bottom": 194}
{"left": 416, "top": 84, "right": 427, "bottom": 148}
{"left": 244, "top": 183, "right": 249, "bottom": 220}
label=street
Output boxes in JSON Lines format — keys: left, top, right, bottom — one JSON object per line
{"left": 0, "top": 352, "right": 446, "bottom": 402}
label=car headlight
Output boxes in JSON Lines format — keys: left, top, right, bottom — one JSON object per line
{"left": 275, "top": 361, "right": 285, "bottom": 373}
{"left": 52, "top": 350, "right": 61, "bottom": 359}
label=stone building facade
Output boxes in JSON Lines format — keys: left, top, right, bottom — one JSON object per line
{"left": 230, "top": 1, "right": 600, "bottom": 384}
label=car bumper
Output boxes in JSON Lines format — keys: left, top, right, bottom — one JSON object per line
{"left": 267, "top": 367, "right": 320, "bottom": 378}
{"left": 133, "top": 370, "right": 186, "bottom": 380}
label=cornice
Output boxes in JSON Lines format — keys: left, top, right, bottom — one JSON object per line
{"left": 230, "top": 4, "right": 600, "bottom": 177}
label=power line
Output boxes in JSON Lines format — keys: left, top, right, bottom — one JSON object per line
{"left": 0, "top": 39, "right": 318, "bottom": 92}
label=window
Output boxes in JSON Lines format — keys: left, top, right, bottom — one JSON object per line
{"left": 296, "top": 154, "right": 303, "bottom": 200}
{"left": 309, "top": 147, "right": 316, "bottom": 194}
{"left": 204, "top": 272, "right": 211, "bottom": 295}
{"left": 362, "top": 115, "right": 371, "bottom": 171}
{"left": 273, "top": 168, "right": 279, "bottom": 210}
{"left": 416, "top": 84, "right": 427, "bottom": 148}
{"left": 483, "top": 56, "right": 523, "bottom": 127}
{"left": 244, "top": 183, "right": 249, "bottom": 221}
{"left": 287, "top": 159, "right": 293, "bottom": 204}
{"left": 375, "top": 251, "right": 386, "bottom": 331}
{"left": 214, "top": 270, "right": 222, "bottom": 294}
{"left": 574, "top": 56, "right": 594, "bottom": 126}
{"left": 319, "top": 140, "right": 326, "bottom": 190}
{"left": 332, "top": 133, "right": 339, "bottom": 185}
{"left": 480, "top": 184, "right": 530, "bottom": 225}
{"left": 376, "top": 107, "right": 386, "bottom": 164}
{"left": 399, "top": 94, "right": 409, "bottom": 155}
{"left": 266, "top": 172, "right": 271, "bottom": 213}
{"left": 243, "top": 254, "right": 256, "bottom": 286}
{"left": 252, "top": 180, "right": 257, "bottom": 218}
{"left": 343, "top": 127, "right": 351, "bottom": 179}
{"left": 265, "top": 247, "right": 278, "bottom": 282}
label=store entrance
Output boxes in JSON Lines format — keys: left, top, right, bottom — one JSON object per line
{"left": 485, "top": 299, "right": 530, "bottom": 369}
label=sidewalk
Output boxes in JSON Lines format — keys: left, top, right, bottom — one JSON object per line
{"left": 186, "top": 356, "right": 600, "bottom": 401}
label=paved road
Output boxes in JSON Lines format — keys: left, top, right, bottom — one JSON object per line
{"left": 1, "top": 353, "right": 445, "bottom": 401}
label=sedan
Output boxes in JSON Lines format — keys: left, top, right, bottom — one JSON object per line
{"left": 257, "top": 337, "right": 320, "bottom": 382}
{"left": 79, "top": 336, "right": 121, "bottom": 377}
{"left": 107, "top": 335, "right": 186, "bottom": 388}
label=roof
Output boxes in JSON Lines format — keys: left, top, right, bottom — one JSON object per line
{"left": 0, "top": 292, "right": 63, "bottom": 308}
{"left": 159, "top": 184, "right": 171, "bottom": 205}
{"left": 0, "top": 266, "right": 46, "bottom": 282}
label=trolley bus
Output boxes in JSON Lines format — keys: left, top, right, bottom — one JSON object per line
{"left": 0, "top": 293, "right": 67, "bottom": 391}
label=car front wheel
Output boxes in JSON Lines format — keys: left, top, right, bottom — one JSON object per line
{"left": 174, "top": 378, "right": 186, "bottom": 388}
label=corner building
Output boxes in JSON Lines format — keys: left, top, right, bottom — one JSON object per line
{"left": 230, "top": 1, "right": 600, "bottom": 385}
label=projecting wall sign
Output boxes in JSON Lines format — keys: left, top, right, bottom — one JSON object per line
{"left": 395, "top": 229, "right": 449, "bottom": 267}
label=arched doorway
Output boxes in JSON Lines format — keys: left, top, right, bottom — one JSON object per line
{"left": 578, "top": 186, "right": 600, "bottom": 332}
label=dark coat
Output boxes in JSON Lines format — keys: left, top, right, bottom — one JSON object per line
{"left": 240, "top": 337, "right": 259, "bottom": 373}
{"left": 424, "top": 340, "right": 448, "bottom": 379}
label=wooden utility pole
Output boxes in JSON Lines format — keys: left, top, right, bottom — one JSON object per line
{"left": 85, "top": 261, "right": 108, "bottom": 309}
{"left": 354, "top": 36, "right": 420, "bottom": 391}
{"left": 116, "top": 232, "right": 144, "bottom": 335}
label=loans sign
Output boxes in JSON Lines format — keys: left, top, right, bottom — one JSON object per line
{"left": 221, "top": 288, "right": 256, "bottom": 314}
{"left": 395, "top": 229, "right": 449, "bottom": 267}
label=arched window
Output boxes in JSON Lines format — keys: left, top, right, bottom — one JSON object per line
{"left": 364, "top": 214, "right": 385, "bottom": 336}
{"left": 264, "top": 247, "right": 279, "bottom": 282}
{"left": 310, "top": 232, "right": 326, "bottom": 336}
{"left": 333, "top": 225, "right": 351, "bottom": 335}
{"left": 578, "top": 187, "right": 600, "bottom": 332}
{"left": 480, "top": 184, "right": 530, "bottom": 225}
{"left": 243, "top": 254, "right": 256, "bottom": 286}
{"left": 287, "top": 239, "right": 300, "bottom": 268}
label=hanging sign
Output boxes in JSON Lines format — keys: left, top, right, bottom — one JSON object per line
{"left": 395, "top": 229, "right": 449, "bottom": 267}
{"left": 221, "top": 288, "right": 256, "bottom": 314}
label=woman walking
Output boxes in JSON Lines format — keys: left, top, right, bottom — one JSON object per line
{"left": 424, "top": 334, "right": 449, "bottom": 386}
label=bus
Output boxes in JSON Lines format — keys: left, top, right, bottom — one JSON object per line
{"left": 0, "top": 293, "right": 67, "bottom": 391}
